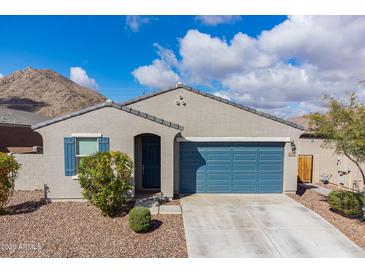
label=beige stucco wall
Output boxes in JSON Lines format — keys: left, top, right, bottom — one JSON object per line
{"left": 128, "top": 87, "right": 304, "bottom": 193}
{"left": 298, "top": 138, "right": 365, "bottom": 192}
{"left": 14, "top": 153, "right": 44, "bottom": 190}
{"left": 36, "top": 107, "right": 180, "bottom": 199}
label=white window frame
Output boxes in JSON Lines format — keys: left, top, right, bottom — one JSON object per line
{"left": 71, "top": 133, "right": 102, "bottom": 138}
{"left": 72, "top": 136, "right": 99, "bottom": 180}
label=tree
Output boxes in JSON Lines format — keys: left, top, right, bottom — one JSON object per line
{"left": 78, "top": 151, "right": 134, "bottom": 216}
{"left": 308, "top": 93, "right": 365, "bottom": 186}
{"left": 0, "top": 153, "right": 21, "bottom": 213}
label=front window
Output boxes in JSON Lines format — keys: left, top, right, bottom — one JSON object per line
{"left": 76, "top": 138, "right": 98, "bottom": 172}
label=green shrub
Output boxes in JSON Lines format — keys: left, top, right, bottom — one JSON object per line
{"left": 360, "top": 195, "right": 365, "bottom": 205}
{"left": 0, "top": 153, "right": 21, "bottom": 213}
{"left": 328, "top": 190, "right": 364, "bottom": 217}
{"left": 128, "top": 207, "right": 151, "bottom": 233}
{"left": 78, "top": 151, "right": 134, "bottom": 216}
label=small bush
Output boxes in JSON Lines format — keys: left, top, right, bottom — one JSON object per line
{"left": 328, "top": 190, "right": 364, "bottom": 217}
{"left": 360, "top": 195, "right": 365, "bottom": 205}
{"left": 128, "top": 207, "right": 151, "bottom": 233}
{"left": 78, "top": 151, "right": 133, "bottom": 216}
{"left": 0, "top": 153, "right": 21, "bottom": 212}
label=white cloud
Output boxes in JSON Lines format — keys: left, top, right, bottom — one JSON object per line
{"left": 0, "top": 73, "right": 3, "bottom": 78}
{"left": 259, "top": 16, "right": 365, "bottom": 74}
{"left": 132, "top": 60, "right": 180, "bottom": 89}
{"left": 132, "top": 16, "right": 365, "bottom": 117}
{"left": 196, "top": 16, "right": 242, "bottom": 26}
{"left": 222, "top": 64, "right": 327, "bottom": 106}
{"left": 125, "top": 16, "right": 150, "bottom": 32}
{"left": 132, "top": 44, "right": 180, "bottom": 88}
{"left": 179, "top": 30, "right": 274, "bottom": 84}
{"left": 70, "top": 67, "right": 99, "bottom": 90}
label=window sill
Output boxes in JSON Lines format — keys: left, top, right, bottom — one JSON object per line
{"left": 72, "top": 175, "right": 79, "bottom": 180}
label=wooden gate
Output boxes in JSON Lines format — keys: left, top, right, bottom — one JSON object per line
{"left": 298, "top": 155, "right": 313, "bottom": 183}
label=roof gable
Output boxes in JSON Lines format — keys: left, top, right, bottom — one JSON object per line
{"left": 123, "top": 84, "right": 305, "bottom": 131}
{"left": 31, "top": 100, "right": 183, "bottom": 131}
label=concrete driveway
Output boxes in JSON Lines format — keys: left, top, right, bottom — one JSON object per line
{"left": 181, "top": 194, "right": 365, "bottom": 258}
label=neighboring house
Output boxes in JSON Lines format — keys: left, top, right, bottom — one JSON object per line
{"left": 30, "top": 84, "right": 305, "bottom": 200}
{"left": 0, "top": 106, "right": 46, "bottom": 153}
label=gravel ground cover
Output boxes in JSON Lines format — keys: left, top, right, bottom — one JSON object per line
{"left": 287, "top": 188, "right": 365, "bottom": 251}
{"left": 316, "top": 181, "right": 364, "bottom": 194}
{"left": 0, "top": 191, "right": 187, "bottom": 258}
{"left": 316, "top": 182, "right": 342, "bottom": 191}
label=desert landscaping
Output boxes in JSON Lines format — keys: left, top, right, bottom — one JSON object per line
{"left": 0, "top": 191, "right": 187, "bottom": 258}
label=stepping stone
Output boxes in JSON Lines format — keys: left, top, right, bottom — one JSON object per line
{"left": 134, "top": 195, "right": 161, "bottom": 215}
{"left": 159, "top": 205, "right": 182, "bottom": 214}
{"left": 149, "top": 206, "right": 159, "bottom": 215}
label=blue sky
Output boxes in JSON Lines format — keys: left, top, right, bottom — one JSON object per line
{"left": 0, "top": 16, "right": 364, "bottom": 117}
{"left": 0, "top": 16, "right": 286, "bottom": 100}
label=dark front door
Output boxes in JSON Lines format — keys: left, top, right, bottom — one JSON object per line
{"left": 142, "top": 135, "right": 161, "bottom": 188}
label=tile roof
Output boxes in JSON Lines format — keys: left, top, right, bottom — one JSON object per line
{"left": 31, "top": 101, "right": 184, "bottom": 131}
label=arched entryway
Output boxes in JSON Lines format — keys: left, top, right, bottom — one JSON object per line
{"left": 134, "top": 133, "right": 161, "bottom": 191}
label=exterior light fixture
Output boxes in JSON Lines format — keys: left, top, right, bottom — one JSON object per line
{"left": 290, "top": 140, "right": 296, "bottom": 154}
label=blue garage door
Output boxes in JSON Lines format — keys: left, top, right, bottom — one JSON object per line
{"left": 179, "top": 142, "right": 284, "bottom": 193}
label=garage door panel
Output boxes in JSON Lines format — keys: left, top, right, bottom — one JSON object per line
{"left": 259, "top": 174, "right": 282, "bottom": 181}
{"left": 206, "top": 153, "right": 231, "bottom": 161}
{"left": 196, "top": 187, "right": 206, "bottom": 192}
{"left": 259, "top": 184, "right": 282, "bottom": 192}
{"left": 233, "top": 163, "right": 257, "bottom": 170}
{"left": 196, "top": 173, "right": 206, "bottom": 180}
{"left": 206, "top": 185, "right": 233, "bottom": 192}
{"left": 206, "top": 161, "right": 231, "bottom": 171}
{"left": 260, "top": 167, "right": 283, "bottom": 171}
{"left": 180, "top": 142, "right": 284, "bottom": 193}
{"left": 233, "top": 174, "right": 257, "bottom": 180}
{"left": 260, "top": 154, "right": 283, "bottom": 161}
{"left": 233, "top": 154, "right": 257, "bottom": 161}
{"left": 206, "top": 174, "right": 231, "bottom": 181}
{"left": 232, "top": 185, "right": 258, "bottom": 193}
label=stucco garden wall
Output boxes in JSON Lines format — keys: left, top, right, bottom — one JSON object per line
{"left": 298, "top": 138, "right": 365, "bottom": 192}
{"left": 14, "top": 153, "right": 45, "bottom": 191}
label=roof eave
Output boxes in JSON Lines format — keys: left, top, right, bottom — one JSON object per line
{"left": 31, "top": 101, "right": 183, "bottom": 131}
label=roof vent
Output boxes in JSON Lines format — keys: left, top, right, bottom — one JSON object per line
{"left": 176, "top": 82, "right": 183, "bottom": 88}
{"left": 105, "top": 99, "right": 113, "bottom": 106}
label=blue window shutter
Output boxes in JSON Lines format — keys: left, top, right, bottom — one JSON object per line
{"left": 98, "top": 137, "right": 110, "bottom": 152}
{"left": 64, "top": 137, "right": 76, "bottom": 176}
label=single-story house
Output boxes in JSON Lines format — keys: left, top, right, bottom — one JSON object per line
{"left": 0, "top": 106, "right": 45, "bottom": 153}
{"left": 29, "top": 84, "right": 305, "bottom": 200}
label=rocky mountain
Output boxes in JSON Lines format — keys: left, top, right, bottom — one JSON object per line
{"left": 288, "top": 116, "right": 310, "bottom": 130}
{"left": 0, "top": 67, "right": 106, "bottom": 118}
